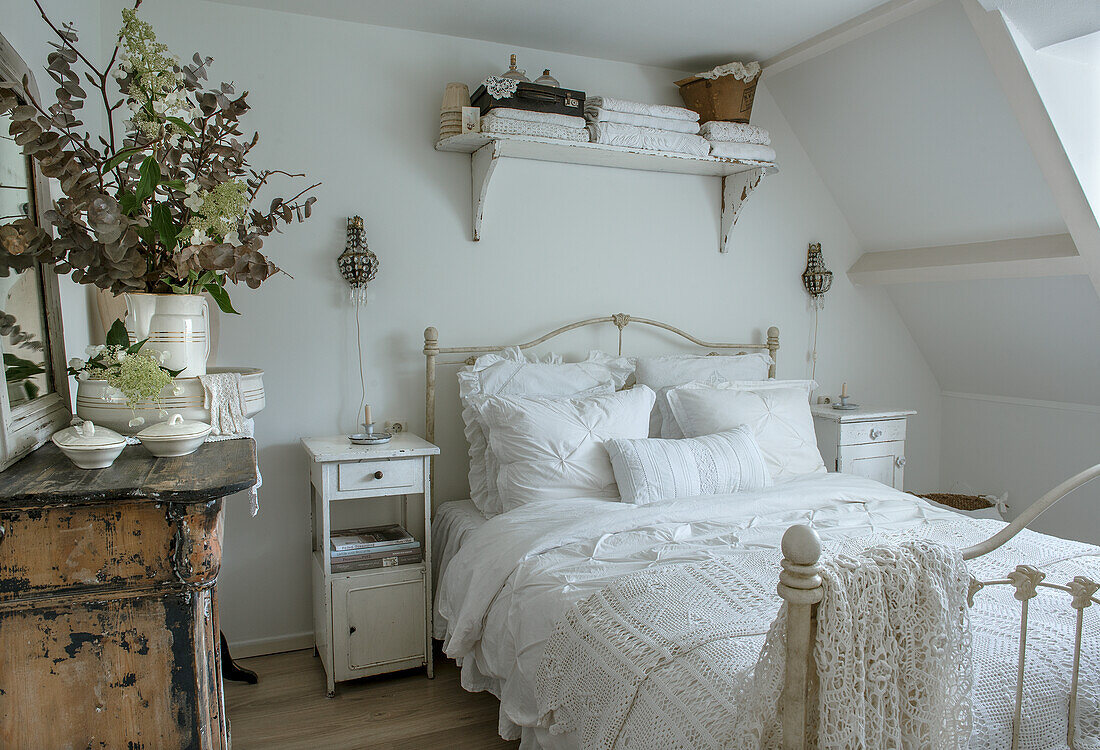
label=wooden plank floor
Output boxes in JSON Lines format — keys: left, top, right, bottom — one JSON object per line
{"left": 224, "top": 648, "right": 518, "bottom": 749}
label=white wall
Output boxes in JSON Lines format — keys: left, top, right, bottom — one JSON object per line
{"left": 940, "top": 393, "right": 1100, "bottom": 540}
{"left": 7, "top": 0, "right": 944, "bottom": 654}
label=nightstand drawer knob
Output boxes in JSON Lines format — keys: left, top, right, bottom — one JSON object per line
{"left": 869, "top": 428, "right": 884, "bottom": 440}
{"left": 373, "top": 471, "right": 384, "bottom": 480}
{"left": 349, "top": 626, "right": 356, "bottom": 634}
{"left": 895, "top": 456, "right": 906, "bottom": 467}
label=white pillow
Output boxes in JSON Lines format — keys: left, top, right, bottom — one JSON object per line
{"left": 477, "top": 386, "right": 656, "bottom": 511}
{"left": 458, "top": 349, "right": 633, "bottom": 517}
{"left": 605, "top": 427, "right": 770, "bottom": 506}
{"left": 666, "top": 380, "right": 824, "bottom": 483}
{"left": 634, "top": 353, "right": 773, "bottom": 436}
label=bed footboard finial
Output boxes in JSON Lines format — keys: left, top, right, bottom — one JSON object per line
{"left": 778, "top": 524, "right": 823, "bottom": 750}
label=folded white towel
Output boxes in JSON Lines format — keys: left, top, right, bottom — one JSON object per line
{"left": 708, "top": 141, "right": 776, "bottom": 162}
{"left": 586, "top": 96, "right": 699, "bottom": 123}
{"left": 584, "top": 107, "right": 700, "bottom": 134}
{"left": 700, "top": 121, "right": 771, "bottom": 145}
{"left": 482, "top": 115, "right": 590, "bottom": 142}
{"left": 487, "top": 107, "right": 587, "bottom": 130}
{"left": 587, "top": 121, "right": 710, "bottom": 157}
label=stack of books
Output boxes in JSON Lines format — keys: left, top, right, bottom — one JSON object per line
{"left": 329, "top": 524, "right": 422, "bottom": 573}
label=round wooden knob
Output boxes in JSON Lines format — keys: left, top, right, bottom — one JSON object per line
{"left": 373, "top": 470, "right": 384, "bottom": 479}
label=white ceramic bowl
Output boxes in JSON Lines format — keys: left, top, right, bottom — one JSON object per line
{"left": 75, "top": 367, "right": 264, "bottom": 435}
{"left": 136, "top": 414, "right": 212, "bottom": 457}
{"left": 52, "top": 421, "right": 127, "bottom": 469}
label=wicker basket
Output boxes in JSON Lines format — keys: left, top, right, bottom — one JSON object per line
{"left": 675, "top": 74, "right": 758, "bottom": 123}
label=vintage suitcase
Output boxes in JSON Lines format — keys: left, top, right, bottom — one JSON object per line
{"left": 471, "top": 80, "right": 585, "bottom": 118}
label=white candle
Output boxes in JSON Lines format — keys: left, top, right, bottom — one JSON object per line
{"left": 841, "top": 382, "right": 847, "bottom": 398}
{"left": 364, "top": 404, "right": 372, "bottom": 425}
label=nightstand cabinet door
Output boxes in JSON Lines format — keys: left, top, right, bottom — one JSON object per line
{"left": 837, "top": 441, "right": 905, "bottom": 490}
{"left": 331, "top": 566, "right": 426, "bottom": 681}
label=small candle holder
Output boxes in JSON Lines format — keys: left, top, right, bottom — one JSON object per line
{"left": 832, "top": 394, "right": 859, "bottom": 411}
{"left": 348, "top": 422, "right": 393, "bottom": 445}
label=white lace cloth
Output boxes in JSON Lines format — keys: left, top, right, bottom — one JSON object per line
{"left": 199, "top": 371, "right": 261, "bottom": 515}
{"left": 536, "top": 537, "right": 972, "bottom": 750}
{"left": 585, "top": 96, "right": 699, "bottom": 122}
{"left": 481, "top": 115, "right": 590, "bottom": 142}
{"left": 583, "top": 107, "right": 701, "bottom": 135}
{"left": 699, "top": 121, "right": 770, "bottom": 145}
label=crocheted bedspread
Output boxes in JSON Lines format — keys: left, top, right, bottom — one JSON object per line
{"left": 535, "top": 521, "right": 1100, "bottom": 750}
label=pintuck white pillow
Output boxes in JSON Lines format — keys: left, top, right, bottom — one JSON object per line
{"left": 634, "top": 353, "right": 773, "bottom": 436}
{"left": 458, "top": 348, "right": 633, "bottom": 517}
{"left": 477, "top": 386, "right": 656, "bottom": 511}
{"left": 666, "top": 380, "right": 824, "bottom": 483}
{"left": 605, "top": 426, "right": 770, "bottom": 506}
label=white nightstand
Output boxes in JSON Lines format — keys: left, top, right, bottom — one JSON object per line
{"left": 301, "top": 433, "right": 440, "bottom": 697}
{"left": 811, "top": 406, "right": 916, "bottom": 491}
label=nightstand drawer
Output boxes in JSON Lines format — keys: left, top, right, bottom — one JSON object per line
{"left": 838, "top": 419, "right": 906, "bottom": 446}
{"left": 337, "top": 458, "right": 422, "bottom": 493}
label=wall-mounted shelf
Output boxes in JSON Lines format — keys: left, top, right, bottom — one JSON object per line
{"left": 436, "top": 132, "right": 778, "bottom": 253}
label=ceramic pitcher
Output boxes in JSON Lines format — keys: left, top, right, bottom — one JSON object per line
{"left": 123, "top": 293, "right": 210, "bottom": 377}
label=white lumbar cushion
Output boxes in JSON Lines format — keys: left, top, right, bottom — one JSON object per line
{"left": 605, "top": 426, "right": 771, "bottom": 506}
{"left": 666, "top": 380, "right": 824, "bottom": 483}
{"left": 634, "top": 353, "right": 772, "bottom": 436}
{"left": 458, "top": 348, "right": 633, "bottom": 517}
{"left": 477, "top": 386, "right": 655, "bottom": 511}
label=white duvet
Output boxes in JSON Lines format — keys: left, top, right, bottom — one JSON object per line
{"left": 435, "top": 473, "right": 1100, "bottom": 749}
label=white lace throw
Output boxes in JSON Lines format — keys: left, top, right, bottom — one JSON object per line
{"left": 199, "top": 372, "right": 261, "bottom": 515}
{"left": 535, "top": 539, "right": 972, "bottom": 750}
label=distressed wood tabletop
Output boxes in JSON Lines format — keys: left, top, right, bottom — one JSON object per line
{"left": 0, "top": 439, "right": 258, "bottom": 509}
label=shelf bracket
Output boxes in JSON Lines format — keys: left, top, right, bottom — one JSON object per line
{"left": 471, "top": 141, "right": 502, "bottom": 242}
{"left": 720, "top": 168, "right": 766, "bottom": 254}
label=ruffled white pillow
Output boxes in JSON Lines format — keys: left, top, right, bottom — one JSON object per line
{"left": 666, "top": 380, "right": 824, "bottom": 483}
{"left": 458, "top": 349, "right": 634, "bottom": 516}
{"left": 634, "top": 353, "right": 772, "bottom": 436}
{"left": 605, "top": 426, "right": 770, "bottom": 505}
{"left": 477, "top": 386, "right": 655, "bottom": 511}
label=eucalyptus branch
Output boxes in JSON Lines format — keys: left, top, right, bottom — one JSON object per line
{"left": 32, "top": 0, "right": 104, "bottom": 79}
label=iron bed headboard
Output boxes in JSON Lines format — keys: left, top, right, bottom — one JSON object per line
{"left": 422, "top": 313, "right": 779, "bottom": 447}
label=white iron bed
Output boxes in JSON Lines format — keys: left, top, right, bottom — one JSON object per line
{"left": 425, "top": 315, "right": 1100, "bottom": 750}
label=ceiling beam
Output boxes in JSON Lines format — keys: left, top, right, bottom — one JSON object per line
{"left": 961, "top": 0, "right": 1100, "bottom": 299}
{"left": 762, "top": 0, "right": 945, "bottom": 75}
{"left": 848, "top": 234, "right": 1086, "bottom": 285}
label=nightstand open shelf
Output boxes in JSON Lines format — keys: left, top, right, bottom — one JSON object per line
{"left": 301, "top": 433, "right": 440, "bottom": 697}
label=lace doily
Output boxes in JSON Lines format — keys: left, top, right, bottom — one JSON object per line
{"left": 483, "top": 75, "right": 519, "bottom": 99}
{"left": 695, "top": 61, "right": 761, "bottom": 82}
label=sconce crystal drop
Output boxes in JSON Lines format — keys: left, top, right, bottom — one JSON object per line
{"left": 337, "top": 216, "right": 378, "bottom": 304}
{"left": 801, "top": 242, "right": 832, "bottom": 308}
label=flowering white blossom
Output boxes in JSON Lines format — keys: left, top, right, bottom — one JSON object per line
{"left": 77, "top": 370, "right": 90, "bottom": 381}
{"left": 224, "top": 230, "right": 240, "bottom": 246}
{"left": 184, "top": 181, "right": 199, "bottom": 195}
{"left": 86, "top": 344, "right": 105, "bottom": 357}
{"left": 184, "top": 194, "right": 204, "bottom": 211}
{"left": 129, "top": 416, "right": 145, "bottom": 428}
{"left": 116, "top": 350, "right": 127, "bottom": 362}
{"left": 68, "top": 358, "right": 85, "bottom": 370}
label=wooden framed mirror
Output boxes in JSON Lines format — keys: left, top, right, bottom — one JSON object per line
{"left": 0, "top": 32, "right": 71, "bottom": 470}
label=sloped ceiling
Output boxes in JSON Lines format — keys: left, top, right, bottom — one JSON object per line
{"left": 200, "top": 0, "right": 894, "bottom": 71}
{"left": 765, "top": 0, "right": 1065, "bottom": 252}
{"left": 887, "top": 275, "right": 1100, "bottom": 404}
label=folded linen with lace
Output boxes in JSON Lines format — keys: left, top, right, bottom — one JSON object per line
{"left": 535, "top": 538, "right": 972, "bottom": 750}
{"left": 700, "top": 120, "right": 771, "bottom": 145}
{"left": 587, "top": 121, "right": 710, "bottom": 157}
{"left": 709, "top": 141, "right": 776, "bottom": 162}
{"left": 485, "top": 107, "right": 586, "bottom": 130}
{"left": 584, "top": 107, "right": 700, "bottom": 134}
{"left": 586, "top": 95, "right": 699, "bottom": 122}
{"left": 481, "top": 114, "right": 589, "bottom": 142}
{"left": 200, "top": 371, "right": 262, "bottom": 515}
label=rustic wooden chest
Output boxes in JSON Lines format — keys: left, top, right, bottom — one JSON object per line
{"left": 0, "top": 440, "right": 257, "bottom": 749}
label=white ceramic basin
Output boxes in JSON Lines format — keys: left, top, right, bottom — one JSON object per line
{"left": 75, "top": 366, "right": 265, "bottom": 435}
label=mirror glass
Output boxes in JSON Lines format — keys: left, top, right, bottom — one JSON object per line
{"left": 0, "top": 109, "right": 53, "bottom": 407}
